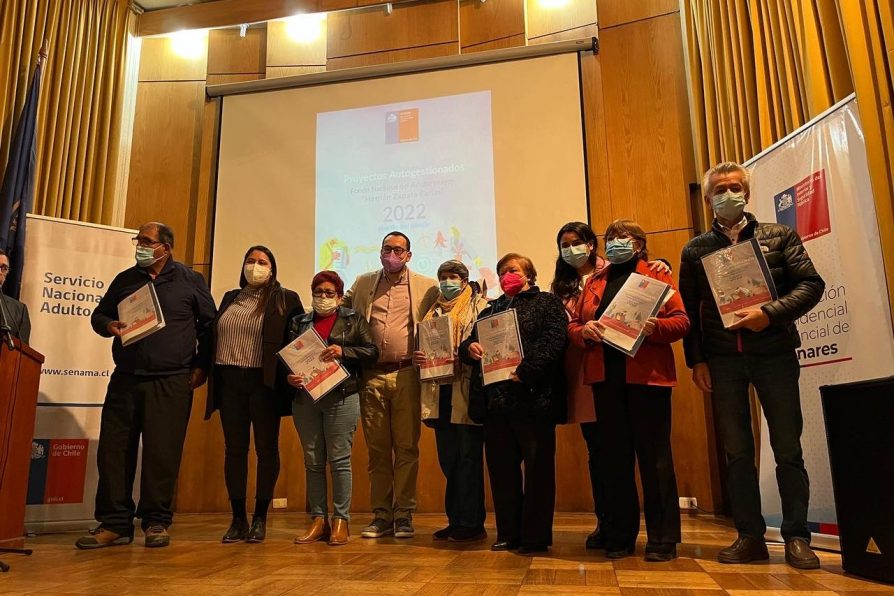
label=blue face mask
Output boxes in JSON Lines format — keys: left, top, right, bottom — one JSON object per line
{"left": 712, "top": 190, "right": 747, "bottom": 222}
{"left": 439, "top": 280, "right": 464, "bottom": 300}
{"left": 135, "top": 245, "right": 161, "bottom": 268}
{"left": 605, "top": 238, "right": 636, "bottom": 264}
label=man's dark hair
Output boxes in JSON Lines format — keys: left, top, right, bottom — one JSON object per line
{"left": 143, "top": 222, "right": 175, "bottom": 248}
{"left": 381, "top": 231, "right": 411, "bottom": 252}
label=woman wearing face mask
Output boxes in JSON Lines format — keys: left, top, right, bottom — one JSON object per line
{"left": 207, "top": 245, "right": 303, "bottom": 543}
{"left": 460, "top": 253, "right": 567, "bottom": 554}
{"left": 568, "top": 220, "right": 689, "bottom": 562}
{"left": 287, "top": 271, "right": 379, "bottom": 546}
{"left": 414, "top": 260, "right": 490, "bottom": 543}
{"left": 552, "top": 222, "right": 673, "bottom": 550}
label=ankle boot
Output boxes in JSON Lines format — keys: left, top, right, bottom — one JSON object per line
{"left": 295, "top": 517, "right": 331, "bottom": 544}
{"left": 329, "top": 518, "right": 349, "bottom": 546}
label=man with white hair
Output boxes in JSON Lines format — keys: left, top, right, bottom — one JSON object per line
{"left": 679, "top": 162, "right": 825, "bottom": 569}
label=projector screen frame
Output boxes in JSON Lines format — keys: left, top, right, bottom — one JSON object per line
{"left": 206, "top": 37, "right": 598, "bottom": 98}
{"left": 205, "top": 39, "right": 597, "bottom": 292}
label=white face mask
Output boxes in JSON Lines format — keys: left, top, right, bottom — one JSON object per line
{"left": 312, "top": 296, "right": 338, "bottom": 315}
{"left": 243, "top": 263, "right": 271, "bottom": 287}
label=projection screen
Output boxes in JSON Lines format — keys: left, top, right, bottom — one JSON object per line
{"left": 210, "top": 43, "right": 592, "bottom": 303}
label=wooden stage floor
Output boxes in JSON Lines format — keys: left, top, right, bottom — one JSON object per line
{"left": 1, "top": 513, "right": 891, "bottom": 595}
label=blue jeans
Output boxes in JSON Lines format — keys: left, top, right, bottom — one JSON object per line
{"left": 292, "top": 392, "right": 360, "bottom": 521}
{"left": 708, "top": 351, "right": 810, "bottom": 541}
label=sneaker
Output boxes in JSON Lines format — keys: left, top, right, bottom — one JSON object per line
{"left": 75, "top": 527, "right": 133, "bottom": 550}
{"left": 448, "top": 526, "right": 487, "bottom": 542}
{"left": 361, "top": 518, "right": 394, "bottom": 538}
{"left": 433, "top": 525, "right": 453, "bottom": 541}
{"left": 144, "top": 524, "right": 170, "bottom": 548}
{"left": 394, "top": 518, "right": 415, "bottom": 539}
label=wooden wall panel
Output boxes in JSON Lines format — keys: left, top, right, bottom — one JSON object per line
{"left": 581, "top": 52, "right": 613, "bottom": 235}
{"left": 461, "top": 34, "right": 527, "bottom": 54}
{"left": 527, "top": 23, "right": 598, "bottom": 45}
{"left": 124, "top": 82, "right": 205, "bottom": 261}
{"left": 597, "top": 0, "right": 678, "bottom": 29}
{"left": 327, "top": 0, "right": 459, "bottom": 59}
{"left": 266, "top": 19, "right": 328, "bottom": 69}
{"left": 459, "top": 0, "right": 526, "bottom": 49}
{"left": 266, "top": 65, "right": 327, "bottom": 78}
{"left": 597, "top": 13, "right": 695, "bottom": 234}
{"left": 206, "top": 74, "right": 264, "bottom": 85}
{"left": 327, "top": 42, "right": 459, "bottom": 70}
{"left": 138, "top": 35, "right": 208, "bottom": 82}
{"left": 138, "top": 0, "right": 316, "bottom": 36}
{"left": 526, "top": 0, "right": 597, "bottom": 41}
{"left": 207, "top": 26, "right": 267, "bottom": 76}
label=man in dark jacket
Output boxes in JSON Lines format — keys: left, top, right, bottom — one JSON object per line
{"left": 76, "top": 222, "right": 217, "bottom": 550}
{"left": 0, "top": 249, "right": 30, "bottom": 343}
{"left": 679, "top": 162, "right": 825, "bottom": 569}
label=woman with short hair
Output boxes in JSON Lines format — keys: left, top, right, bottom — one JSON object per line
{"left": 461, "top": 253, "right": 567, "bottom": 554}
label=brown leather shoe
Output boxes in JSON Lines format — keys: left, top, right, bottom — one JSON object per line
{"left": 718, "top": 535, "right": 770, "bottom": 564}
{"left": 295, "top": 517, "right": 331, "bottom": 544}
{"left": 785, "top": 538, "right": 820, "bottom": 569}
{"left": 329, "top": 518, "right": 349, "bottom": 546}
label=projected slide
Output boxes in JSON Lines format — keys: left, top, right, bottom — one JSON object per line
{"left": 315, "top": 91, "right": 498, "bottom": 293}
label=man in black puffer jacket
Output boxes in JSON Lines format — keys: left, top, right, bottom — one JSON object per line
{"left": 679, "top": 162, "right": 825, "bottom": 570}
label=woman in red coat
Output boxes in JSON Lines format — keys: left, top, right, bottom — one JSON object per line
{"left": 568, "top": 219, "right": 690, "bottom": 562}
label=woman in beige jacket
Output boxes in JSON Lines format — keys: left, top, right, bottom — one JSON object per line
{"left": 414, "top": 260, "right": 489, "bottom": 542}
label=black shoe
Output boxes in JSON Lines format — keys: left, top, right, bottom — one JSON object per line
{"left": 394, "top": 518, "right": 415, "bottom": 539}
{"left": 144, "top": 524, "right": 170, "bottom": 548}
{"left": 491, "top": 540, "right": 520, "bottom": 551}
{"left": 246, "top": 517, "right": 266, "bottom": 543}
{"left": 449, "top": 527, "right": 487, "bottom": 543}
{"left": 718, "top": 535, "right": 770, "bottom": 564}
{"left": 518, "top": 544, "right": 549, "bottom": 555}
{"left": 222, "top": 518, "right": 249, "bottom": 543}
{"left": 585, "top": 526, "right": 606, "bottom": 550}
{"left": 606, "top": 545, "right": 635, "bottom": 559}
{"left": 433, "top": 526, "right": 453, "bottom": 541}
{"left": 644, "top": 543, "right": 677, "bottom": 562}
{"left": 785, "top": 538, "right": 820, "bottom": 569}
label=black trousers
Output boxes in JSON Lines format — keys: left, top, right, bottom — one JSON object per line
{"left": 580, "top": 421, "right": 606, "bottom": 522}
{"left": 593, "top": 380, "right": 681, "bottom": 548}
{"left": 434, "top": 423, "right": 486, "bottom": 530}
{"left": 217, "top": 366, "right": 282, "bottom": 505}
{"left": 95, "top": 372, "right": 192, "bottom": 535}
{"left": 484, "top": 418, "right": 556, "bottom": 547}
{"left": 708, "top": 352, "right": 809, "bottom": 541}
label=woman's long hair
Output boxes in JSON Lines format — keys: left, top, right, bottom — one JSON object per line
{"left": 239, "top": 245, "right": 284, "bottom": 315}
{"left": 551, "top": 221, "right": 599, "bottom": 300}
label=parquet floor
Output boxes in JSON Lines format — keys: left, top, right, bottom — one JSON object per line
{"left": 1, "top": 513, "right": 891, "bottom": 595}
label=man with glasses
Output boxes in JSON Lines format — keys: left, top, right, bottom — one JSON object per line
{"left": 76, "top": 222, "right": 216, "bottom": 550}
{"left": 0, "top": 249, "right": 30, "bottom": 343}
{"left": 342, "top": 231, "right": 439, "bottom": 539}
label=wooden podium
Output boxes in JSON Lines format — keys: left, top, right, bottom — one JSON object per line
{"left": 0, "top": 337, "right": 44, "bottom": 568}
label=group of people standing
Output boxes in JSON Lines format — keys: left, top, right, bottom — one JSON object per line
{"left": 71, "top": 161, "right": 825, "bottom": 570}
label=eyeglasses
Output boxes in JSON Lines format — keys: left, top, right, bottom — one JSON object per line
{"left": 312, "top": 290, "right": 338, "bottom": 298}
{"left": 0, "top": 265, "right": 9, "bottom": 273}
{"left": 132, "top": 236, "right": 162, "bottom": 247}
{"left": 380, "top": 246, "right": 407, "bottom": 256}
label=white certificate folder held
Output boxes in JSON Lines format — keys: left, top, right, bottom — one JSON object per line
{"left": 701, "top": 238, "right": 778, "bottom": 328}
{"left": 277, "top": 327, "right": 350, "bottom": 401}
{"left": 476, "top": 309, "right": 524, "bottom": 386}
{"left": 598, "top": 273, "right": 671, "bottom": 358}
{"left": 118, "top": 283, "right": 166, "bottom": 347}
{"left": 417, "top": 315, "right": 455, "bottom": 381}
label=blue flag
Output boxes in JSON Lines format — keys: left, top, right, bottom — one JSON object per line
{"left": 0, "top": 61, "right": 42, "bottom": 300}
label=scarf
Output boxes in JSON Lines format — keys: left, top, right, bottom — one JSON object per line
{"left": 423, "top": 283, "right": 474, "bottom": 350}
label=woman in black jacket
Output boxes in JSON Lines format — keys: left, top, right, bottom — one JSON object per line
{"left": 207, "top": 245, "right": 303, "bottom": 544}
{"left": 287, "top": 270, "right": 378, "bottom": 546}
{"left": 460, "top": 253, "right": 567, "bottom": 554}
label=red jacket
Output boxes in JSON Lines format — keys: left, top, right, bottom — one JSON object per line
{"left": 568, "top": 259, "right": 690, "bottom": 387}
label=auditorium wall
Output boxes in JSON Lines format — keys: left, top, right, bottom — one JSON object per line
{"left": 125, "top": 0, "right": 720, "bottom": 515}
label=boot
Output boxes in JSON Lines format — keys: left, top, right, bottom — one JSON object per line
{"left": 329, "top": 518, "right": 349, "bottom": 546}
{"left": 295, "top": 517, "right": 331, "bottom": 544}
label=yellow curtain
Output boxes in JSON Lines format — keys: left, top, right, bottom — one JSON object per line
{"left": 682, "top": 0, "right": 853, "bottom": 174}
{"left": 0, "top": 0, "right": 133, "bottom": 225}
{"left": 837, "top": 1, "right": 894, "bottom": 305}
